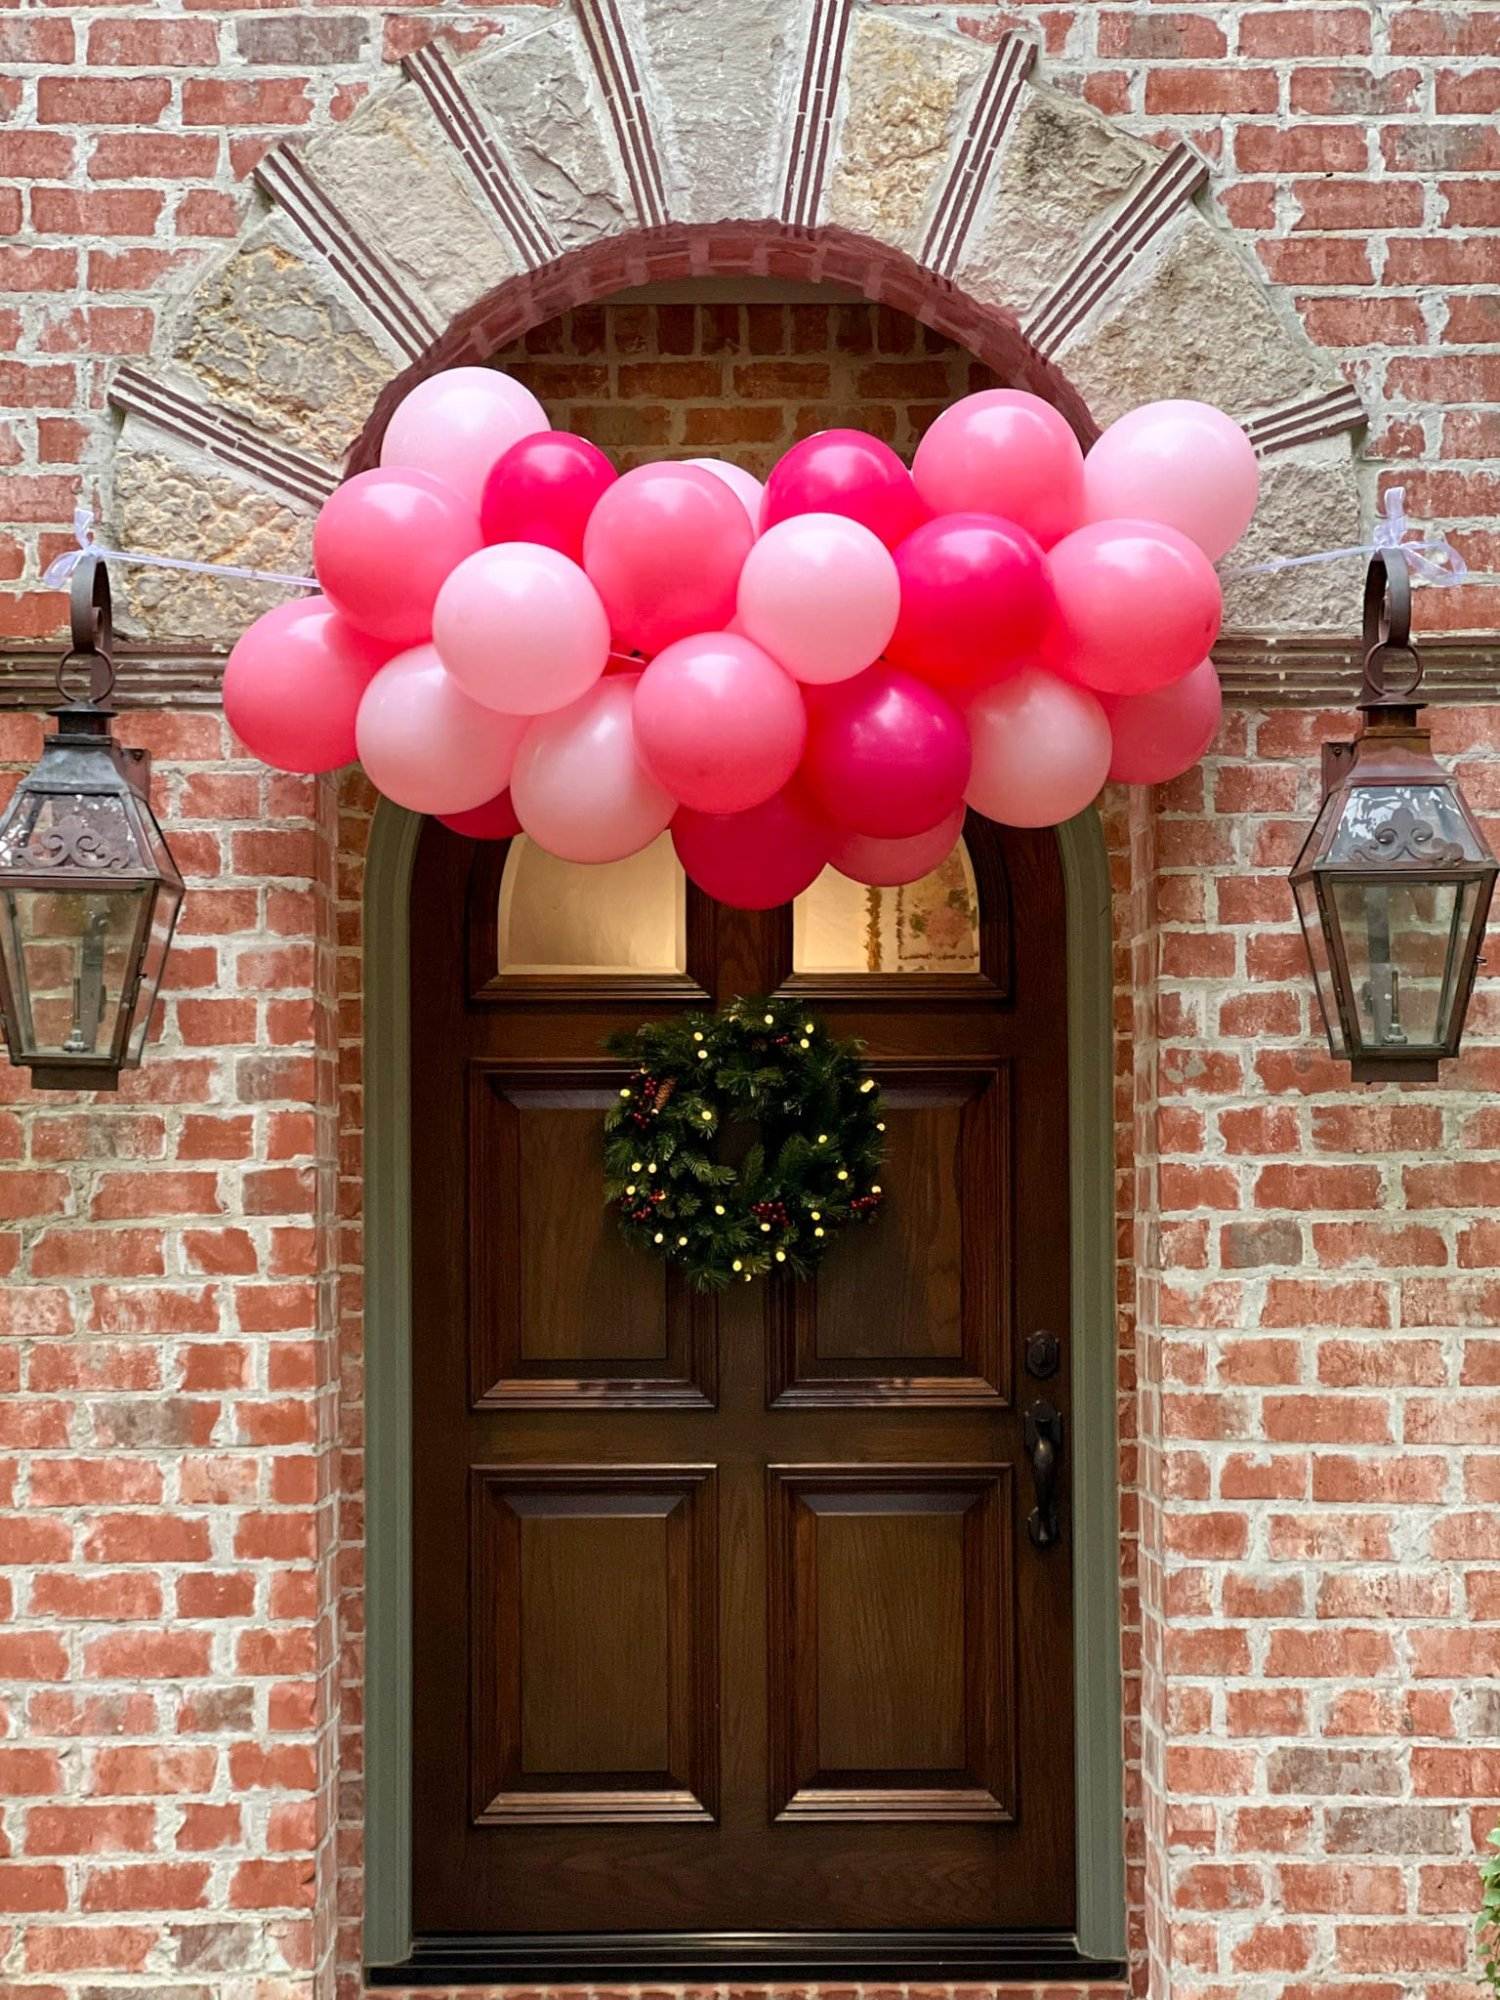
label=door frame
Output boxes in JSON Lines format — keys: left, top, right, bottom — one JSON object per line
{"left": 361, "top": 800, "right": 1125, "bottom": 1971}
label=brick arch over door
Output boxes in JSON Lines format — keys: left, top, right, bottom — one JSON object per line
{"left": 99, "top": 0, "right": 1368, "bottom": 648}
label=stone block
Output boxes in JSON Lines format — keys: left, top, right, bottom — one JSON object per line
{"left": 461, "top": 16, "right": 633, "bottom": 248}
{"left": 637, "top": 0, "right": 806, "bottom": 224}
{"left": 826, "top": 12, "right": 991, "bottom": 249}
{"left": 956, "top": 86, "right": 1153, "bottom": 320}
{"left": 109, "top": 425, "right": 316, "bottom": 644}
{"left": 1060, "top": 207, "right": 1326, "bottom": 427}
{"left": 170, "top": 215, "right": 398, "bottom": 463}
{"left": 305, "top": 80, "right": 520, "bottom": 323}
{"left": 1220, "top": 439, "right": 1366, "bottom": 634}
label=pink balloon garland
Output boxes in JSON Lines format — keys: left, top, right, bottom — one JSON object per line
{"left": 227, "top": 371, "right": 1245, "bottom": 904}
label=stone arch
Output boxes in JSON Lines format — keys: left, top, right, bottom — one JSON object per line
{"left": 103, "top": 0, "right": 1366, "bottom": 646}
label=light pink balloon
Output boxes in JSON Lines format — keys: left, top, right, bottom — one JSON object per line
{"left": 633, "top": 632, "right": 806, "bottom": 814}
{"left": 688, "top": 458, "right": 764, "bottom": 529}
{"left": 831, "top": 806, "right": 967, "bottom": 888}
{"left": 314, "top": 468, "right": 482, "bottom": 647}
{"left": 737, "top": 513, "right": 900, "bottom": 685}
{"left": 583, "top": 463, "right": 755, "bottom": 656}
{"left": 510, "top": 673, "right": 676, "bottom": 864}
{"left": 1106, "top": 658, "right": 1223, "bottom": 785}
{"left": 1047, "top": 519, "right": 1223, "bottom": 696}
{"left": 355, "top": 644, "right": 529, "bottom": 815}
{"left": 380, "top": 366, "right": 549, "bottom": 512}
{"left": 1084, "top": 401, "right": 1259, "bottom": 562}
{"left": 966, "top": 666, "right": 1111, "bottom": 828}
{"left": 913, "top": 389, "right": 1085, "bottom": 549}
{"left": 223, "top": 595, "right": 390, "bottom": 774}
{"left": 433, "top": 542, "right": 609, "bottom": 716}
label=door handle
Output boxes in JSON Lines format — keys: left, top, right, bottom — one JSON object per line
{"left": 1024, "top": 1398, "right": 1063, "bottom": 1550}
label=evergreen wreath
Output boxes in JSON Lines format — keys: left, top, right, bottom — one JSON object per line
{"left": 603, "top": 995, "right": 886, "bottom": 1290}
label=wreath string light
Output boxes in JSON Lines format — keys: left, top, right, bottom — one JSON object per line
{"left": 603, "top": 996, "right": 886, "bottom": 1290}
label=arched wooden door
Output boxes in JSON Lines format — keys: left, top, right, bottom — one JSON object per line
{"left": 404, "top": 815, "right": 1079, "bottom": 1982}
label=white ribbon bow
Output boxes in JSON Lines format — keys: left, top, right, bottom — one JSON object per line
{"left": 42, "top": 506, "right": 318, "bottom": 592}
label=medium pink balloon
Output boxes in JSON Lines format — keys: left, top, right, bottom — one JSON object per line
{"left": 761, "top": 430, "right": 927, "bottom": 549}
{"left": 437, "top": 790, "right": 522, "bottom": 840}
{"left": 583, "top": 463, "right": 754, "bottom": 656}
{"left": 1106, "top": 658, "right": 1223, "bottom": 784}
{"left": 314, "top": 468, "right": 482, "bottom": 647}
{"left": 355, "top": 644, "right": 528, "bottom": 815}
{"left": 1048, "top": 520, "right": 1222, "bottom": 696}
{"left": 510, "top": 673, "right": 675, "bottom": 864}
{"left": 913, "top": 390, "right": 1085, "bottom": 549}
{"left": 380, "top": 366, "right": 548, "bottom": 512}
{"left": 1084, "top": 401, "right": 1258, "bottom": 562}
{"left": 802, "top": 665, "right": 971, "bottom": 840}
{"left": 633, "top": 632, "right": 805, "bottom": 814}
{"left": 831, "top": 805, "right": 967, "bottom": 888}
{"left": 223, "top": 595, "right": 390, "bottom": 773}
{"left": 966, "top": 666, "right": 1111, "bottom": 828}
{"left": 433, "top": 542, "right": 609, "bottom": 716}
{"left": 886, "top": 512, "right": 1052, "bottom": 697}
{"left": 480, "top": 430, "right": 616, "bottom": 562}
{"left": 672, "top": 787, "right": 831, "bottom": 910}
{"left": 737, "top": 513, "right": 900, "bottom": 685}
{"left": 688, "top": 458, "right": 764, "bottom": 528}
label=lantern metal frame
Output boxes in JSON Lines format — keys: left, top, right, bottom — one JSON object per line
{"left": 0, "top": 555, "right": 184, "bottom": 1090}
{"left": 1289, "top": 548, "right": 1498, "bottom": 1083}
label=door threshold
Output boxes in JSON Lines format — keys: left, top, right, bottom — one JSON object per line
{"left": 370, "top": 1929, "right": 1127, "bottom": 1985}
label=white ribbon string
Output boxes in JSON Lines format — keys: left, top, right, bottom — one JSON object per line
{"left": 1225, "top": 486, "right": 1466, "bottom": 586}
{"left": 41, "top": 488, "right": 1465, "bottom": 604}
{"left": 42, "top": 507, "right": 319, "bottom": 592}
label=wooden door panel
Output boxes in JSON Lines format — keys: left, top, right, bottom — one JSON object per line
{"left": 469, "top": 1065, "right": 717, "bottom": 1408}
{"left": 767, "top": 1065, "right": 1010, "bottom": 1407}
{"left": 767, "top": 1466, "right": 1016, "bottom": 1823}
{"left": 470, "top": 1465, "right": 718, "bottom": 1823}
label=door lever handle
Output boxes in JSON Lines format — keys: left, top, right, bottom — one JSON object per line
{"left": 1024, "top": 1398, "right": 1063, "bottom": 1550}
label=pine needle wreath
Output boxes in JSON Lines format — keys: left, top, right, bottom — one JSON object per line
{"left": 603, "top": 995, "right": 887, "bottom": 1290}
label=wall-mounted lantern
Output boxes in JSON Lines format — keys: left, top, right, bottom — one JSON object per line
{"left": 1290, "top": 549, "right": 1497, "bottom": 1083}
{"left": 0, "top": 555, "right": 183, "bottom": 1091}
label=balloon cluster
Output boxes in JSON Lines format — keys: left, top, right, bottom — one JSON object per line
{"left": 224, "top": 367, "right": 1257, "bottom": 907}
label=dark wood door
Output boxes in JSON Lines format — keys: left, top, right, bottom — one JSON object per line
{"left": 408, "top": 815, "right": 1075, "bottom": 1950}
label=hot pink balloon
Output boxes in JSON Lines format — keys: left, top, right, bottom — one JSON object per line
{"left": 433, "top": 542, "right": 609, "bottom": 716}
{"left": 802, "top": 664, "right": 971, "bottom": 840}
{"left": 737, "top": 513, "right": 900, "bottom": 685}
{"left": 761, "top": 429, "right": 927, "bottom": 550}
{"left": 355, "top": 644, "right": 528, "bottom": 815}
{"left": 688, "top": 458, "right": 764, "bottom": 528}
{"left": 223, "top": 595, "right": 390, "bottom": 774}
{"left": 913, "top": 389, "right": 1085, "bottom": 549}
{"left": 510, "top": 673, "right": 675, "bottom": 865}
{"left": 437, "top": 789, "right": 522, "bottom": 840}
{"left": 966, "top": 666, "right": 1111, "bottom": 828}
{"left": 314, "top": 468, "right": 482, "bottom": 647}
{"left": 831, "top": 805, "right": 967, "bottom": 888}
{"left": 380, "top": 366, "right": 548, "bottom": 512}
{"left": 1084, "top": 401, "right": 1259, "bottom": 562}
{"left": 1106, "top": 657, "right": 1223, "bottom": 784}
{"left": 634, "top": 632, "right": 806, "bottom": 814}
{"left": 480, "top": 430, "right": 616, "bottom": 561}
{"left": 886, "top": 512, "right": 1052, "bottom": 697}
{"left": 672, "top": 786, "right": 831, "bottom": 910}
{"left": 1048, "top": 519, "right": 1222, "bottom": 696}
{"left": 582, "top": 463, "right": 754, "bottom": 656}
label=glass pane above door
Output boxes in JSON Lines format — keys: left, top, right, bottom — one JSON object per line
{"left": 497, "top": 833, "right": 687, "bottom": 977}
{"left": 792, "top": 842, "right": 981, "bottom": 975}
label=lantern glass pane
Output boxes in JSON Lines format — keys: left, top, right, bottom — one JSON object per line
{"left": 1328, "top": 876, "right": 1471, "bottom": 1055}
{"left": 1324, "top": 782, "right": 1484, "bottom": 867}
{"left": 0, "top": 884, "right": 148, "bottom": 1064}
{"left": 1291, "top": 871, "right": 1348, "bottom": 1057}
{"left": 125, "top": 878, "right": 181, "bottom": 1064}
